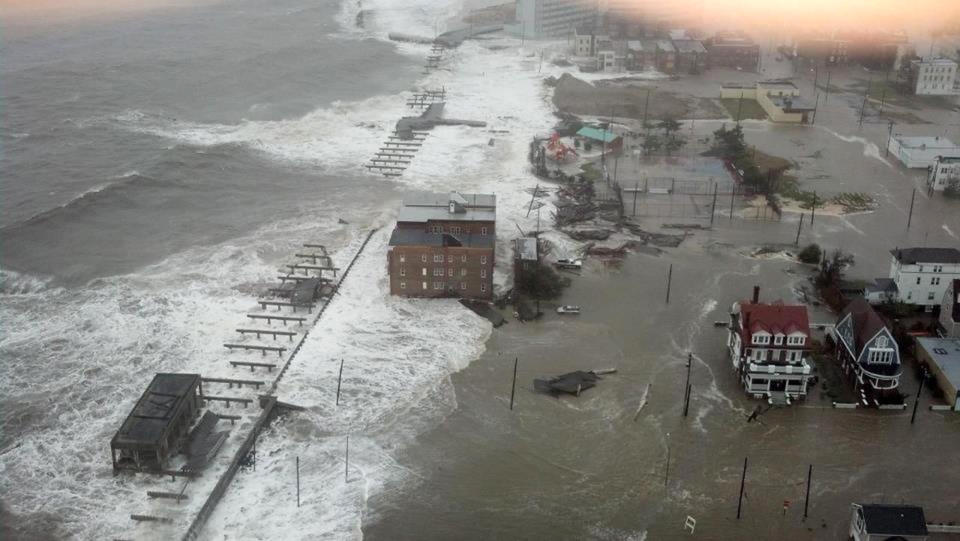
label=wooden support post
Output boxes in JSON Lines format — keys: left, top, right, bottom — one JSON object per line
{"left": 683, "top": 353, "right": 692, "bottom": 417}
{"left": 737, "top": 457, "right": 748, "bottom": 519}
{"left": 336, "top": 359, "right": 344, "bottom": 406}
{"left": 345, "top": 436, "right": 350, "bottom": 483}
{"left": 803, "top": 464, "right": 812, "bottom": 519}
{"left": 664, "top": 436, "right": 671, "bottom": 488}
{"left": 296, "top": 456, "right": 300, "bottom": 508}
{"left": 795, "top": 214, "right": 804, "bottom": 245}
{"left": 665, "top": 264, "right": 673, "bottom": 304}
{"left": 510, "top": 357, "right": 518, "bottom": 410}
{"left": 810, "top": 191, "right": 816, "bottom": 226}
{"left": 633, "top": 181, "right": 639, "bottom": 216}
{"left": 730, "top": 186, "right": 736, "bottom": 220}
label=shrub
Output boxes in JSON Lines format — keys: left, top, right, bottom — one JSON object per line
{"left": 798, "top": 243, "right": 822, "bottom": 264}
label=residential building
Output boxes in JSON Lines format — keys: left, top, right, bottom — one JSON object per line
{"left": 719, "top": 81, "right": 815, "bottom": 123}
{"left": 879, "top": 247, "right": 960, "bottom": 307}
{"left": 704, "top": 31, "right": 760, "bottom": 71}
{"left": 511, "top": 0, "right": 598, "bottom": 39}
{"left": 849, "top": 503, "right": 928, "bottom": 541}
{"left": 728, "top": 289, "right": 813, "bottom": 403}
{"left": 833, "top": 299, "right": 903, "bottom": 404}
{"left": 908, "top": 57, "right": 959, "bottom": 96}
{"left": 654, "top": 39, "right": 675, "bottom": 72}
{"left": 940, "top": 279, "right": 960, "bottom": 337}
{"left": 927, "top": 155, "right": 960, "bottom": 192}
{"left": 887, "top": 135, "right": 960, "bottom": 168}
{"left": 573, "top": 25, "right": 608, "bottom": 56}
{"left": 916, "top": 337, "right": 960, "bottom": 411}
{"left": 671, "top": 38, "right": 707, "bottom": 74}
{"left": 386, "top": 192, "right": 496, "bottom": 300}
{"left": 795, "top": 36, "right": 849, "bottom": 64}
{"left": 576, "top": 125, "right": 622, "bottom": 154}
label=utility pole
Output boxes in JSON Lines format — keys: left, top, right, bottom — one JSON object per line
{"left": 710, "top": 183, "right": 718, "bottom": 226}
{"left": 794, "top": 213, "right": 805, "bottom": 245}
{"left": 907, "top": 188, "right": 916, "bottom": 229}
{"left": 803, "top": 464, "right": 813, "bottom": 519}
{"left": 824, "top": 70, "right": 832, "bottom": 103}
{"left": 296, "top": 456, "right": 300, "bottom": 508}
{"left": 730, "top": 186, "right": 736, "bottom": 220}
{"left": 345, "top": 435, "right": 350, "bottom": 483}
{"left": 736, "top": 93, "right": 744, "bottom": 125}
{"left": 664, "top": 433, "right": 671, "bottom": 487}
{"left": 683, "top": 353, "right": 693, "bottom": 417}
{"left": 811, "top": 93, "right": 819, "bottom": 125}
{"left": 643, "top": 87, "right": 652, "bottom": 130}
{"left": 911, "top": 369, "right": 927, "bottom": 424}
{"left": 879, "top": 87, "right": 887, "bottom": 115}
{"left": 633, "top": 181, "right": 639, "bottom": 216}
{"left": 736, "top": 457, "right": 748, "bottom": 519}
{"left": 665, "top": 264, "right": 673, "bottom": 304}
{"left": 885, "top": 121, "right": 895, "bottom": 157}
{"left": 336, "top": 358, "right": 344, "bottom": 406}
{"left": 510, "top": 357, "right": 518, "bottom": 410}
{"left": 858, "top": 77, "right": 871, "bottom": 129}
{"left": 810, "top": 191, "right": 816, "bottom": 226}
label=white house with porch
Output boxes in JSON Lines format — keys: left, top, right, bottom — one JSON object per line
{"left": 728, "top": 292, "right": 812, "bottom": 404}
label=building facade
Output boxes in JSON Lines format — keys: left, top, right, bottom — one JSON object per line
{"left": 386, "top": 192, "right": 496, "bottom": 300}
{"left": 719, "top": 81, "right": 814, "bottom": 123}
{"left": 728, "top": 294, "right": 812, "bottom": 403}
{"left": 909, "top": 57, "right": 959, "bottom": 96}
{"left": 940, "top": 279, "right": 960, "bottom": 338}
{"left": 887, "top": 136, "right": 960, "bottom": 168}
{"left": 704, "top": 32, "right": 760, "bottom": 71}
{"left": 513, "top": 0, "right": 598, "bottom": 39}
{"left": 928, "top": 155, "right": 960, "bottom": 192}
{"left": 833, "top": 299, "right": 903, "bottom": 404}
{"left": 885, "top": 248, "right": 960, "bottom": 307}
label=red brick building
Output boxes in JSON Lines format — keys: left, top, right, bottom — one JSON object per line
{"left": 387, "top": 192, "right": 496, "bottom": 300}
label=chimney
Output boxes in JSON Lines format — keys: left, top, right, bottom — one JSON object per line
{"left": 752, "top": 286, "right": 760, "bottom": 304}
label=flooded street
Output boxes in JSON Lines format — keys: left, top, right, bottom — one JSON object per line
{"left": 366, "top": 83, "right": 960, "bottom": 539}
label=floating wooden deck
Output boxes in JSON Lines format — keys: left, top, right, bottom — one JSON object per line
{"left": 246, "top": 314, "right": 306, "bottom": 325}
{"left": 229, "top": 360, "right": 277, "bottom": 372}
{"left": 223, "top": 343, "right": 286, "bottom": 356}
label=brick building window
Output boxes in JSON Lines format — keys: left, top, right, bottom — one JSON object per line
{"left": 422, "top": 268, "right": 427, "bottom": 276}
{"left": 400, "top": 282, "right": 406, "bottom": 289}
{"left": 433, "top": 268, "right": 444, "bottom": 277}
{"left": 422, "top": 282, "right": 427, "bottom": 290}
{"left": 481, "top": 269, "right": 487, "bottom": 278}
{"left": 429, "top": 225, "right": 442, "bottom": 234}
{"left": 450, "top": 226, "right": 461, "bottom": 234}
{"left": 421, "top": 254, "right": 427, "bottom": 263}
{"left": 460, "top": 268, "right": 467, "bottom": 276}
{"left": 400, "top": 267, "right": 405, "bottom": 277}
{"left": 480, "top": 256, "right": 487, "bottom": 264}
{"left": 480, "top": 284, "right": 487, "bottom": 292}
{"left": 461, "top": 255, "right": 467, "bottom": 263}
{"left": 481, "top": 227, "right": 488, "bottom": 235}
{"left": 433, "top": 282, "right": 444, "bottom": 289}
{"left": 447, "top": 255, "right": 453, "bottom": 263}
{"left": 399, "top": 253, "right": 405, "bottom": 263}
{"left": 433, "top": 254, "right": 444, "bottom": 263}
{"left": 461, "top": 282, "right": 466, "bottom": 289}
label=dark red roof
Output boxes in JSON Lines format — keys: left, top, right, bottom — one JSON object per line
{"left": 740, "top": 302, "right": 810, "bottom": 345}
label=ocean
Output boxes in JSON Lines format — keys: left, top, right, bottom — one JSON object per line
{"left": 0, "top": 0, "right": 557, "bottom": 538}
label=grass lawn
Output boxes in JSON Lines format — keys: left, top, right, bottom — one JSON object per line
{"left": 720, "top": 98, "right": 767, "bottom": 120}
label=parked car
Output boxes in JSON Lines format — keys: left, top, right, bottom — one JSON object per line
{"left": 554, "top": 258, "right": 583, "bottom": 270}
{"left": 556, "top": 305, "right": 581, "bottom": 314}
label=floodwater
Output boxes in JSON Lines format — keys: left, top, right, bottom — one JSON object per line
{"left": 365, "top": 67, "right": 960, "bottom": 539}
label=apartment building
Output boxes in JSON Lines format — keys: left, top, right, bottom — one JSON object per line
{"left": 387, "top": 192, "right": 496, "bottom": 300}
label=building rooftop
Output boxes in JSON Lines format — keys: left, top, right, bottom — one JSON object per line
{"left": 890, "top": 247, "right": 960, "bottom": 265}
{"left": 917, "top": 337, "right": 960, "bottom": 391}
{"left": 914, "top": 56, "right": 958, "bottom": 65}
{"left": 388, "top": 229, "right": 494, "bottom": 249}
{"left": 577, "top": 126, "right": 619, "bottom": 143}
{"left": 657, "top": 40, "right": 675, "bottom": 52}
{"left": 838, "top": 299, "right": 889, "bottom": 356}
{"left": 892, "top": 136, "right": 959, "bottom": 150}
{"left": 856, "top": 504, "right": 928, "bottom": 536}
{"left": 758, "top": 80, "right": 799, "bottom": 89}
{"left": 672, "top": 39, "right": 706, "bottom": 54}
{"left": 397, "top": 192, "right": 496, "bottom": 224}
{"left": 112, "top": 373, "right": 200, "bottom": 447}
{"left": 771, "top": 96, "right": 815, "bottom": 111}
{"left": 739, "top": 302, "right": 810, "bottom": 341}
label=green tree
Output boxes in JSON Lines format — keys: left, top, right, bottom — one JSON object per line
{"left": 642, "top": 135, "right": 663, "bottom": 155}
{"left": 664, "top": 135, "right": 687, "bottom": 156}
{"left": 657, "top": 118, "right": 682, "bottom": 137}
{"left": 816, "top": 249, "right": 855, "bottom": 288}
{"left": 798, "top": 243, "right": 822, "bottom": 264}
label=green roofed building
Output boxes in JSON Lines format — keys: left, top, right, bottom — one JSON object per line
{"left": 576, "top": 126, "right": 622, "bottom": 153}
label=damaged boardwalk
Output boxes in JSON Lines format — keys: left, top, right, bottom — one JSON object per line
{"left": 121, "top": 230, "right": 379, "bottom": 539}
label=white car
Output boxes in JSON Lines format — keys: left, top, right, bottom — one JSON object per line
{"left": 554, "top": 258, "right": 583, "bottom": 270}
{"left": 556, "top": 305, "right": 581, "bottom": 314}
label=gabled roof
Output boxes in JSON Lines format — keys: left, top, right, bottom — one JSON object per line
{"left": 857, "top": 504, "right": 927, "bottom": 536}
{"left": 837, "top": 298, "right": 889, "bottom": 357}
{"left": 891, "top": 247, "right": 960, "bottom": 265}
{"left": 740, "top": 302, "right": 810, "bottom": 342}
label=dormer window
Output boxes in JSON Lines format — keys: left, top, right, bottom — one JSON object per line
{"left": 787, "top": 335, "right": 805, "bottom": 346}
{"left": 752, "top": 334, "right": 770, "bottom": 345}
{"left": 774, "top": 335, "right": 783, "bottom": 345}
{"left": 868, "top": 348, "right": 893, "bottom": 364}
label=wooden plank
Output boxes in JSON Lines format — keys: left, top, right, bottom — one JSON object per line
{"left": 202, "top": 377, "right": 266, "bottom": 388}
{"left": 257, "top": 300, "right": 313, "bottom": 313}
{"left": 132, "top": 513, "right": 176, "bottom": 523}
{"left": 201, "top": 395, "right": 253, "bottom": 407}
{"left": 302, "top": 243, "right": 328, "bottom": 251}
{"left": 235, "top": 328, "right": 297, "bottom": 338}
{"left": 246, "top": 314, "right": 306, "bottom": 326}
{"left": 366, "top": 165, "right": 406, "bottom": 170}
{"left": 147, "top": 491, "right": 188, "bottom": 501}
{"left": 276, "top": 275, "right": 332, "bottom": 284}
{"left": 223, "top": 343, "right": 286, "bottom": 356}
{"left": 286, "top": 264, "right": 340, "bottom": 272}
{"left": 229, "top": 360, "right": 276, "bottom": 371}
{"left": 295, "top": 253, "right": 332, "bottom": 261}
